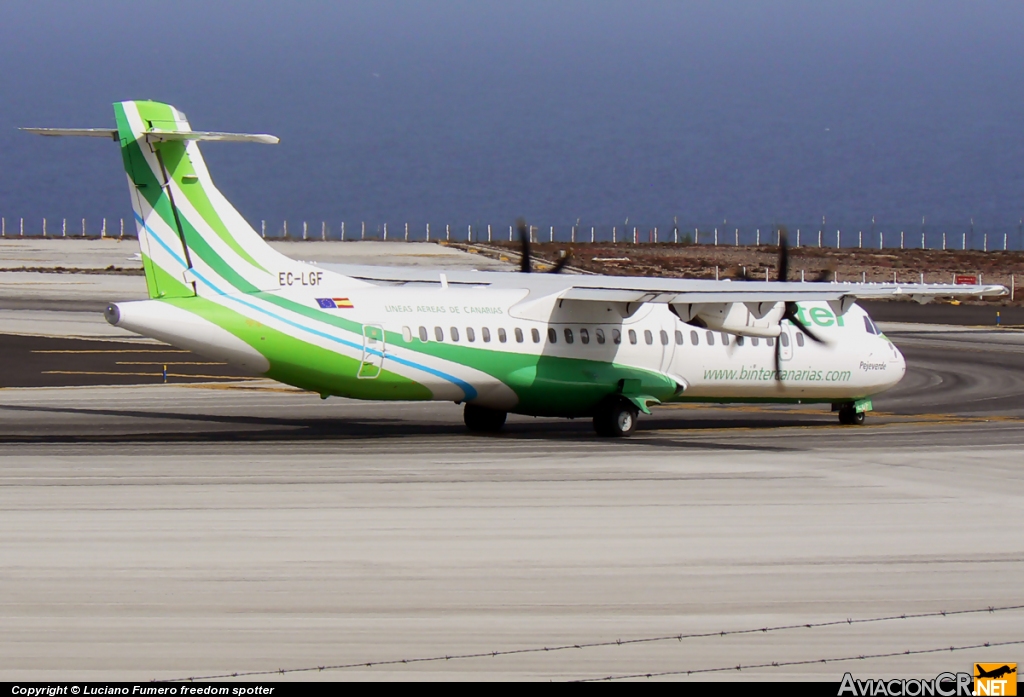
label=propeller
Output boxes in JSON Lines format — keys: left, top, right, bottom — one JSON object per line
{"left": 774, "top": 230, "right": 827, "bottom": 380}
{"left": 516, "top": 218, "right": 572, "bottom": 273}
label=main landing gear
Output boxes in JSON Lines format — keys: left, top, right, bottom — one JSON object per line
{"left": 837, "top": 404, "right": 866, "bottom": 426}
{"left": 593, "top": 397, "right": 639, "bottom": 438}
{"left": 464, "top": 403, "right": 508, "bottom": 433}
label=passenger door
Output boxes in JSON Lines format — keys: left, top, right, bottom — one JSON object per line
{"left": 358, "top": 324, "right": 386, "bottom": 379}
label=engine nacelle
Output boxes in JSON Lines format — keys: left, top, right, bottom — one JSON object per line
{"left": 673, "top": 302, "right": 784, "bottom": 338}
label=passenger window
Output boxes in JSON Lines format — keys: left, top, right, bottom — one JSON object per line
{"left": 660, "top": 330, "right": 668, "bottom": 346}
{"left": 628, "top": 329, "right": 637, "bottom": 345}
{"left": 751, "top": 337, "right": 759, "bottom": 347}
{"left": 466, "top": 327, "right": 475, "bottom": 342}
{"left": 596, "top": 328, "right": 606, "bottom": 344}
{"left": 780, "top": 332, "right": 789, "bottom": 347}
{"left": 675, "top": 330, "right": 683, "bottom": 345}
{"left": 580, "top": 328, "right": 590, "bottom": 344}
{"left": 547, "top": 327, "right": 557, "bottom": 344}
{"left": 514, "top": 327, "right": 523, "bottom": 343}
{"left": 644, "top": 330, "right": 653, "bottom": 345}
{"left": 796, "top": 332, "right": 805, "bottom": 347}
{"left": 721, "top": 333, "right": 730, "bottom": 346}
{"left": 482, "top": 327, "right": 491, "bottom": 342}
{"left": 766, "top": 337, "right": 774, "bottom": 347}
{"left": 402, "top": 326, "right": 412, "bottom": 342}
{"left": 419, "top": 326, "right": 429, "bottom": 342}
{"left": 690, "top": 330, "right": 699, "bottom": 345}
{"left": 450, "top": 327, "right": 460, "bottom": 342}
{"left": 564, "top": 328, "right": 574, "bottom": 344}
{"left": 531, "top": 328, "right": 540, "bottom": 343}
{"left": 435, "top": 327, "right": 444, "bottom": 342}
{"left": 498, "top": 328, "right": 507, "bottom": 343}
{"left": 706, "top": 331, "right": 715, "bottom": 346}
{"left": 613, "top": 329, "right": 621, "bottom": 344}
{"left": 736, "top": 335, "right": 744, "bottom": 346}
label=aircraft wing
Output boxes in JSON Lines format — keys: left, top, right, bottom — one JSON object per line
{"left": 317, "top": 263, "right": 1007, "bottom": 303}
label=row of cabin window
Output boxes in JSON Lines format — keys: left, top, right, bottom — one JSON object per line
{"left": 404, "top": 326, "right": 806, "bottom": 348}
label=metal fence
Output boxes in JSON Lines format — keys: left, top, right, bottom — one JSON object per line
{"left": 3, "top": 216, "right": 1023, "bottom": 252}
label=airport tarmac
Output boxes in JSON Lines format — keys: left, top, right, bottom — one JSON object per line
{"left": 0, "top": 328, "right": 1022, "bottom": 682}
{"left": 1, "top": 239, "right": 1022, "bottom": 681}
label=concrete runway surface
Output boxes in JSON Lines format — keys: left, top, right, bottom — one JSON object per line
{"left": 0, "top": 327, "right": 1022, "bottom": 681}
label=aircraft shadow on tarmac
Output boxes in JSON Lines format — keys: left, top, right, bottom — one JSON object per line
{"left": 0, "top": 402, "right": 801, "bottom": 450}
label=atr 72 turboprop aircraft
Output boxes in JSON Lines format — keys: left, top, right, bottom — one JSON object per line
{"left": 25, "top": 101, "right": 1008, "bottom": 436}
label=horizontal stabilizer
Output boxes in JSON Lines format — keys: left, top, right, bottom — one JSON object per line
{"left": 144, "top": 130, "right": 279, "bottom": 144}
{"left": 21, "top": 127, "right": 118, "bottom": 139}
{"left": 21, "top": 127, "right": 278, "bottom": 144}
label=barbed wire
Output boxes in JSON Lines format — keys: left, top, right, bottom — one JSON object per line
{"left": 159, "top": 602, "right": 1024, "bottom": 682}
{"left": 579, "top": 638, "right": 1024, "bottom": 681}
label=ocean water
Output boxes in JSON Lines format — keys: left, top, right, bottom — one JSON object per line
{"left": 2, "top": 1, "right": 1024, "bottom": 247}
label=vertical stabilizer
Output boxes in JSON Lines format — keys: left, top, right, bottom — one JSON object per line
{"left": 113, "top": 100, "right": 299, "bottom": 299}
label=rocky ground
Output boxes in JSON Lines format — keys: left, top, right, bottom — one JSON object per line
{"left": 462, "top": 241, "right": 1024, "bottom": 307}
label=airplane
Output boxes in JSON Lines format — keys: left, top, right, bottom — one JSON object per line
{"left": 976, "top": 665, "right": 1017, "bottom": 680}
{"left": 23, "top": 100, "right": 1008, "bottom": 437}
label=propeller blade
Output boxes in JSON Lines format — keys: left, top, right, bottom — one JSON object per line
{"left": 774, "top": 333, "right": 782, "bottom": 380}
{"left": 812, "top": 263, "right": 836, "bottom": 282}
{"left": 777, "top": 230, "right": 789, "bottom": 283}
{"left": 783, "top": 302, "right": 826, "bottom": 344}
{"left": 548, "top": 250, "right": 572, "bottom": 274}
{"left": 516, "top": 218, "right": 531, "bottom": 273}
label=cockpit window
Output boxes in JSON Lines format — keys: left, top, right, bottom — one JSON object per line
{"left": 863, "top": 316, "right": 879, "bottom": 334}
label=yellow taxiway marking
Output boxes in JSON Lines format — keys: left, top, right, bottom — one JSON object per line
{"left": 32, "top": 349, "right": 190, "bottom": 354}
{"left": 115, "top": 361, "right": 225, "bottom": 366}
{"left": 41, "top": 370, "right": 257, "bottom": 380}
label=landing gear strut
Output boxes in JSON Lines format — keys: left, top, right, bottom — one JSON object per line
{"left": 838, "top": 404, "right": 865, "bottom": 426}
{"left": 464, "top": 404, "right": 507, "bottom": 433}
{"left": 593, "top": 397, "right": 639, "bottom": 437}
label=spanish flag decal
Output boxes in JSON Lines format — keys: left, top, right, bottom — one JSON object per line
{"left": 316, "top": 298, "right": 354, "bottom": 309}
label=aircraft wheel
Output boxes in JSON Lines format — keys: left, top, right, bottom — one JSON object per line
{"left": 593, "top": 398, "right": 639, "bottom": 437}
{"left": 464, "top": 404, "right": 507, "bottom": 433}
{"left": 838, "top": 405, "right": 865, "bottom": 426}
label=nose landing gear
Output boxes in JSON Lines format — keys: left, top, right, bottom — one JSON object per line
{"left": 837, "top": 404, "right": 866, "bottom": 425}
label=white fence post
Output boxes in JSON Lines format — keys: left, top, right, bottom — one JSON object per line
{"left": 550, "top": 226, "right": 554, "bottom": 243}
{"left": 120, "top": 219, "right": 124, "bottom": 237}
{"left": 322, "top": 221, "right": 326, "bottom": 241}
{"left": 467, "top": 224, "right": 471, "bottom": 242}
{"left": 341, "top": 222, "right": 346, "bottom": 241}
{"left": 261, "top": 220, "right": 266, "bottom": 238}
{"left": 426, "top": 223, "right": 430, "bottom": 241}
{"left": 43, "top": 218, "right": 47, "bottom": 237}
{"left": 20, "top": 217, "right": 24, "bottom": 237}
{"left": 858, "top": 230, "right": 862, "bottom": 248}
{"left": 756, "top": 228, "right": 760, "bottom": 246}
{"left": 735, "top": 228, "right": 739, "bottom": 246}
{"left": 1004, "top": 232, "right": 1008, "bottom": 251}
{"left": 817, "top": 229, "right": 822, "bottom": 248}
{"left": 879, "top": 232, "right": 883, "bottom": 249}
{"left": 303, "top": 221, "right": 307, "bottom": 240}
{"left": 796, "top": 229, "right": 800, "bottom": 247}
{"left": 632, "top": 226, "right": 637, "bottom": 244}
{"left": 612, "top": 227, "right": 616, "bottom": 243}
{"left": 1, "top": 218, "right": 4, "bottom": 236}
{"left": 362, "top": 221, "right": 366, "bottom": 240}
{"left": 405, "top": 223, "right": 410, "bottom": 242}
{"left": 487, "top": 224, "right": 491, "bottom": 242}
{"left": 509, "top": 225, "right": 512, "bottom": 242}
{"left": 82, "top": 218, "right": 86, "bottom": 237}
{"left": 63, "top": 218, "right": 67, "bottom": 237}
{"left": 962, "top": 232, "right": 966, "bottom": 250}
{"left": 591, "top": 226, "right": 595, "bottom": 243}
{"left": 900, "top": 230, "right": 904, "bottom": 249}
{"left": 943, "top": 232, "right": 947, "bottom": 250}
{"left": 984, "top": 232, "right": 988, "bottom": 252}
{"left": 445, "top": 224, "right": 450, "bottom": 241}
{"left": 384, "top": 223, "right": 388, "bottom": 241}
{"left": 714, "top": 227, "right": 718, "bottom": 246}
{"left": 837, "top": 229, "right": 840, "bottom": 248}
{"left": 283, "top": 220, "right": 288, "bottom": 238}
